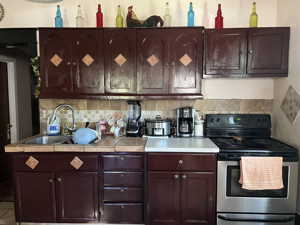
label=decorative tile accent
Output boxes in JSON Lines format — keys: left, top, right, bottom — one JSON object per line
{"left": 82, "top": 54, "right": 95, "bottom": 66}
{"left": 114, "top": 54, "right": 127, "bottom": 66}
{"left": 25, "top": 156, "right": 39, "bottom": 170}
{"left": 179, "top": 54, "right": 192, "bottom": 66}
{"left": 70, "top": 156, "right": 84, "bottom": 170}
{"left": 280, "top": 86, "right": 300, "bottom": 124}
{"left": 147, "top": 55, "right": 159, "bottom": 66}
{"left": 50, "top": 54, "right": 63, "bottom": 67}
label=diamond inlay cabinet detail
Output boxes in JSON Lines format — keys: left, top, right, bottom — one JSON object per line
{"left": 147, "top": 55, "right": 159, "bottom": 67}
{"left": 50, "top": 54, "right": 63, "bottom": 67}
{"left": 179, "top": 54, "right": 192, "bottom": 66}
{"left": 25, "top": 156, "right": 39, "bottom": 170}
{"left": 281, "top": 86, "right": 300, "bottom": 124}
{"left": 70, "top": 156, "right": 84, "bottom": 170}
{"left": 82, "top": 54, "right": 95, "bottom": 66}
{"left": 114, "top": 54, "right": 127, "bottom": 67}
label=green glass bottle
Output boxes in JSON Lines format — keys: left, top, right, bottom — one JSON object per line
{"left": 249, "top": 2, "right": 258, "bottom": 27}
{"left": 116, "top": 5, "right": 124, "bottom": 28}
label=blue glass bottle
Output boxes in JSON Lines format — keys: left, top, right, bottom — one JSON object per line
{"left": 55, "top": 5, "right": 63, "bottom": 28}
{"left": 187, "top": 2, "right": 194, "bottom": 26}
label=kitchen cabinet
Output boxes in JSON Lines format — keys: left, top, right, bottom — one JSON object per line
{"left": 101, "top": 153, "right": 145, "bottom": 224}
{"left": 40, "top": 29, "right": 104, "bottom": 98}
{"left": 13, "top": 153, "right": 99, "bottom": 223}
{"left": 147, "top": 153, "right": 216, "bottom": 225}
{"left": 104, "top": 29, "right": 137, "bottom": 94}
{"left": 204, "top": 27, "right": 290, "bottom": 77}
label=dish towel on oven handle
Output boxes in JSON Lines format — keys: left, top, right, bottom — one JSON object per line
{"left": 239, "top": 157, "right": 284, "bottom": 190}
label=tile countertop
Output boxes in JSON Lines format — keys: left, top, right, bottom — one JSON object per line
{"left": 145, "top": 137, "right": 219, "bottom": 153}
{"left": 5, "top": 136, "right": 147, "bottom": 153}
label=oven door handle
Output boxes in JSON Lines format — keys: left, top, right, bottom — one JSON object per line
{"left": 217, "top": 215, "right": 294, "bottom": 223}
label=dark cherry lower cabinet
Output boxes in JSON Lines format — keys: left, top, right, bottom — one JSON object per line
{"left": 147, "top": 154, "right": 217, "bottom": 225}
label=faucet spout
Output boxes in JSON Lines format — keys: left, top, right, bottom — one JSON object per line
{"left": 49, "top": 104, "right": 76, "bottom": 133}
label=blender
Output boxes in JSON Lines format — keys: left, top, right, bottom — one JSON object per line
{"left": 126, "top": 101, "right": 142, "bottom": 137}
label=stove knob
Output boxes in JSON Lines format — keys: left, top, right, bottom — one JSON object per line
{"left": 210, "top": 118, "right": 214, "bottom": 123}
{"left": 216, "top": 118, "right": 220, "bottom": 122}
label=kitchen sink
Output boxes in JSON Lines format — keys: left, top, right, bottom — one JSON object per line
{"left": 22, "top": 136, "right": 73, "bottom": 145}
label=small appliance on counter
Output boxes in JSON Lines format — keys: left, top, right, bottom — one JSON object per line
{"left": 176, "top": 107, "right": 195, "bottom": 137}
{"left": 126, "top": 100, "right": 142, "bottom": 137}
{"left": 144, "top": 115, "right": 173, "bottom": 137}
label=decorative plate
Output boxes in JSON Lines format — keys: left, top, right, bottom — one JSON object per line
{"left": 0, "top": 3, "right": 4, "bottom": 22}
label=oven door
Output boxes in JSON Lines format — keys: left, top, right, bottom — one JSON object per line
{"left": 217, "top": 213, "right": 295, "bottom": 225}
{"left": 217, "top": 161, "right": 298, "bottom": 214}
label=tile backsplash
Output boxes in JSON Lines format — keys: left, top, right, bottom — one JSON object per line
{"left": 39, "top": 99, "right": 273, "bottom": 132}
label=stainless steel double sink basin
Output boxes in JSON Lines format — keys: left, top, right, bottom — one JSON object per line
{"left": 22, "top": 136, "right": 73, "bottom": 145}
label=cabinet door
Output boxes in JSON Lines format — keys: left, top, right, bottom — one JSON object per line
{"left": 15, "top": 172, "right": 56, "bottom": 222}
{"left": 181, "top": 172, "right": 216, "bottom": 225}
{"left": 104, "top": 29, "right": 137, "bottom": 94}
{"left": 137, "top": 29, "right": 169, "bottom": 94}
{"left": 73, "top": 29, "right": 105, "bottom": 95}
{"left": 205, "top": 29, "right": 247, "bottom": 76}
{"left": 247, "top": 28, "right": 290, "bottom": 76}
{"left": 56, "top": 172, "right": 98, "bottom": 223}
{"left": 148, "top": 172, "right": 180, "bottom": 225}
{"left": 40, "top": 29, "right": 73, "bottom": 97}
{"left": 169, "top": 28, "right": 202, "bottom": 94}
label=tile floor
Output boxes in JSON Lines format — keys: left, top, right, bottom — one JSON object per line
{"left": 0, "top": 203, "right": 143, "bottom": 225}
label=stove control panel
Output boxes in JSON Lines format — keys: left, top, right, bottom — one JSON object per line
{"left": 205, "top": 114, "right": 271, "bottom": 129}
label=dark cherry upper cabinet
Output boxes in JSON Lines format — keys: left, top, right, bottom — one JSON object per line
{"left": 104, "top": 29, "right": 137, "bottom": 94}
{"left": 15, "top": 172, "right": 56, "bottom": 223}
{"left": 73, "top": 30, "right": 105, "bottom": 95}
{"left": 56, "top": 172, "right": 98, "bottom": 223}
{"left": 137, "top": 29, "right": 169, "bottom": 94}
{"left": 247, "top": 28, "right": 290, "bottom": 76}
{"left": 204, "top": 27, "right": 290, "bottom": 78}
{"left": 181, "top": 172, "right": 216, "bottom": 225}
{"left": 40, "top": 29, "right": 104, "bottom": 97}
{"left": 40, "top": 29, "right": 73, "bottom": 96}
{"left": 148, "top": 172, "right": 180, "bottom": 225}
{"left": 169, "top": 28, "right": 203, "bottom": 94}
{"left": 204, "top": 29, "right": 247, "bottom": 76}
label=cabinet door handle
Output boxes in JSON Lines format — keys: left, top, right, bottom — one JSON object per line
{"left": 248, "top": 50, "right": 253, "bottom": 55}
{"left": 67, "top": 62, "right": 71, "bottom": 66}
{"left": 120, "top": 157, "right": 125, "bottom": 161}
{"left": 49, "top": 179, "right": 54, "bottom": 183}
{"left": 120, "top": 188, "right": 126, "bottom": 192}
{"left": 178, "top": 160, "right": 184, "bottom": 165}
{"left": 109, "top": 39, "right": 113, "bottom": 45}
{"left": 76, "top": 41, "right": 80, "bottom": 45}
{"left": 73, "top": 62, "right": 77, "bottom": 66}
{"left": 182, "top": 174, "right": 187, "bottom": 179}
{"left": 174, "top": 174, "right": 179, "bottom": 179}
{"left": 120, "top": 205, "right": 124, "bottom": 209}
{"left": 57, "top": 178, "right": 62, "bottom": 182}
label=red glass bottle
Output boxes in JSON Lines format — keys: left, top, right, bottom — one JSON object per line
{"left": 96, "top": 4, "right": 103, "bottom": 27}
{"left": 215, "top": 4, "right": 223, "bottom": 29}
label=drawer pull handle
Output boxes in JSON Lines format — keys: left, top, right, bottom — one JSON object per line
{"left": 57, "top": 178, "right": 62, "bottom": 182}
{"left": 174, "top": 174, "right": 179, "bottom": 179}
{"left": 120, "top": 205, "right": 124, "bottom": 209}
{"left": 49, "top": 179, "right": 54, "bottom": 183}
{"left": 120, "top": 188, "right": 126, "bottom": 192}
{"left": 178, "top": 160, "right": 184, "bottom": 164}
{"left": 120, "top": 174, "right": 125, "bottom": 177}
{"left": 120, "top": 157, "right": 125, "bottom": 161}
{"left": 182, "top": 174, "right": 187, "bottom": 179}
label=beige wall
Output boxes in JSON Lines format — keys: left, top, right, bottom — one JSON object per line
{"left": 274, "top": 0, "right": 300, "bottom": 212}
{"left": 0, "top": 0, "right": 277, "bottom": 99}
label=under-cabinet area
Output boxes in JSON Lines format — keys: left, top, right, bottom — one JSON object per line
{"left": 9, "top": 148, "right": 217, "bottom": 225}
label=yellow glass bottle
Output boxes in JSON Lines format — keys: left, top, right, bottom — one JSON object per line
{"left": 116, "top": 5, "right": 124, "bottom": 28}
{"left": 249, "top": 2, "right": 258, "bottom": 27}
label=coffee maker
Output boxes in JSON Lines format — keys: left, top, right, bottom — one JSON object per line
{"left": 176, "top": 107, "right": 195, "bottom": 137}
{"left": 126, "top": 101, "right": 142, "bottom": 137}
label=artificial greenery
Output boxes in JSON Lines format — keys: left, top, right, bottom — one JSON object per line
{"left": 31, "top": 56, "right": 41, "bottom": 98}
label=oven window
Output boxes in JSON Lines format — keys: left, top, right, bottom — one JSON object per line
{"left": 226, "top": 166, "right": 289, "bottom": 198}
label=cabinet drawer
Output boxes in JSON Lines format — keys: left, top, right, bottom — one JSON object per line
{"left": 102, "top": 203, "right": 143, "bottom": 223}
{"left": 148, "top": 154, "right": 216, "bottom": 171}
{"left": 104, "top": 172, "right": 143, "bottom": 187}
{"left": 103, "top": 154, "right": 144, "bottom": 171}
{"left": 104, "top": 187, "right": 143, "bottom": 202}
{"left": 13, "top": 154, "right": 98, "bottom": 172}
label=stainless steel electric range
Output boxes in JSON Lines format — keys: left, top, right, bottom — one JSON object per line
{"left": 205, "top": 114, "right": 299, "bottom": 225}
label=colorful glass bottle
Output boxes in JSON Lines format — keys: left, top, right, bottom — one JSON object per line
{"left": 76, "top": 5, "right": 84, "bottom": 27}
{"left": 116, "top": 5, "right": 124, "bottom": 28}
{"left": 215, "top": 4, "right": 223, "bottom": 29}
{"left": 187, "top": 2, "right": 195, "bottom": 27}
{"left": 96, "top": 4, "right": 103, "bottom": 27}
{"left": 55, "top": 5, "right": 63, "bottom": 28}
{"left": 164, "top": 2, "right": 171, "bottom": 27}
{"left": 249, "top": 2, "right": 258, "bottom": 27}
